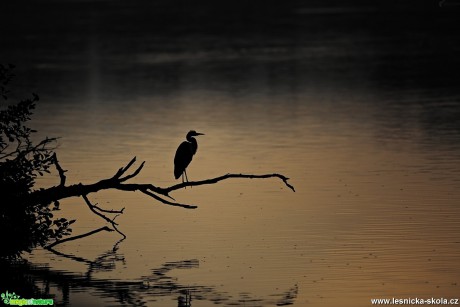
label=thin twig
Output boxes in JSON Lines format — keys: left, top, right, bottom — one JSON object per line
{"left": 140, "top": 188, "right": 197, "bottom": 209}
{"left": 119, "top": 161, "right": 145, "bottom": 182}
{"left": 45, "top": 226, "right": 114, "bottom": 249}
{"left": 52, "top": 152, "right": 67, "bottom": 186}
{"left": 93, "top": 204, "right": 125, "bottom": 214}
{"left": 113, "top": 156, "right": 137, "bottom": 179}
{"left": 82, "top": 194, "right": 119, "bottom": 226}
{"left": 162, "top": 173, "right": 296, "bottom": 194}
{"left": 82, "top": 194, "right": 127, "bottom": 238}
{"left": 112, "top": 222, "right": 127, "bottom": 239}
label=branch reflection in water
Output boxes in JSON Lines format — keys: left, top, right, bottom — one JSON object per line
{"left": 2, "top": 240, "right": 298, "bottom": 306}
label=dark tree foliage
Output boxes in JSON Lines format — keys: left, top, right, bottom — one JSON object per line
{"left": 0, "top": 64, "right": 74, "bottom": 259}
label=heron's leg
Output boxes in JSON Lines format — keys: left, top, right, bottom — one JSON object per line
{"left": 182, "top": 173, "right": 186, "bottom": 189}
{"left": 184, "top": 170, "right": 192, "bottom": 188}
{"left": 184, "top": 169, "right": 189, "bottom": 183}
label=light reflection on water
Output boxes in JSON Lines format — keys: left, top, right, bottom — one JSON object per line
{"left": 2, "top": 1, "right": 460, "bottom": 306}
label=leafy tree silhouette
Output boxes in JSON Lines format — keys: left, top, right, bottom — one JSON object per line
{"left": 1, "top": 64, "right": 73, "bottom": 259}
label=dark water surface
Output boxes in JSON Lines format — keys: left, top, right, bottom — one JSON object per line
{"left": 1, "top": 1, "right": 460, "bottom": 306}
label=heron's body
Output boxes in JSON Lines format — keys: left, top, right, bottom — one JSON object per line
{"left": 174, "top": 130, "right": 204, "bottom": 182}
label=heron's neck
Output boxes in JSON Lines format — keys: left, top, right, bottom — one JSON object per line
{"left": 188, "top": 137, "right": 198, "bottom": 153}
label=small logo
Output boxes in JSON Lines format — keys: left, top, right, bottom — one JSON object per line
{"left": 1, "top": 291, "right": 54, "bottom": 306}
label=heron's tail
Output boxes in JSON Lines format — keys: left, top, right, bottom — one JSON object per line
{"left": 174, "top": 166, "right": 183, "bottom": 179}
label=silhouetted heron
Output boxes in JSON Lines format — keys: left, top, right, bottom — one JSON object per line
{"left": 174, "top": 130, "right": 204, "bottom": 183}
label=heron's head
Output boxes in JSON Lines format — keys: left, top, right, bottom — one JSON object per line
{"left": 187, "top": 130, "right": 204, "bottom": 138}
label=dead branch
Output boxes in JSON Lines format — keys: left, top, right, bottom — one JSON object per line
{"left": 29, "top": 156, "right": 294, "bottom": 209}
{"left": 37, "top": 156, "right": 294, "bottom": 249}
{"left": 162, "top": 173, "right": 296, "bottom": 194}
{"left": 140, "top": 188, "right": 197, "bottom": 209}
{"left": 82, "top": 194, "right": 126, "bottom": 238}
{"left": 46, "top": 226, "right": 113, "bottom": 249}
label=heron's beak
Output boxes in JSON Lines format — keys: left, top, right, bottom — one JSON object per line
{"left": 196, "top": 132, "right": 205, "bottom": 136}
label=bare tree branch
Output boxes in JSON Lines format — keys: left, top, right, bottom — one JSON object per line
{"left": 52, "top": 152, "right": 66, "bottom": 186}
{"left": 140, "top": 188, "right": 197, "bottom": 209}
{"left": 82, "top": 194, "right": 126, "bottom": 238}
{"left": 160, "top": 173, "right": 296, "bottom": 194}
{"left": 112, "top": 222, "right": 126, "bottom": 240}
{"left": 113, "top": 156, "right": 137, "bottom": 179}
{"left": 30, "top": 156, "right": 294, "bottom": 249}
{"left": 31, "top": 181, "right": 291, "bottom": 212}
{"left": 119, "top": 160, "right": 145, "bottom": 182}
{"left": 45, "top": 226, "right": 113, "bottom": 249}
{"left": 92, "top": 204, "right": 125, "bottom": 214}
{"left": 82, "top": 194, "right": 119, "bottom": 226}
{"left": 28, "top": 157, "right": 294, "bottom": 209}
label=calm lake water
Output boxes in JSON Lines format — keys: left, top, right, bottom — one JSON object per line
{"left": 1, "top": 1, "right": 460, "bottom": 306}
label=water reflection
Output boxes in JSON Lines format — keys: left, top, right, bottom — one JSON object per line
{"left": 1, "top": 245, "right": 298, "bottom": 306}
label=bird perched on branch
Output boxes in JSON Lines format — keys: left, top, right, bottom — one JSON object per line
{"left": 174, "top": 130, "right": 204, "bottom": 183}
